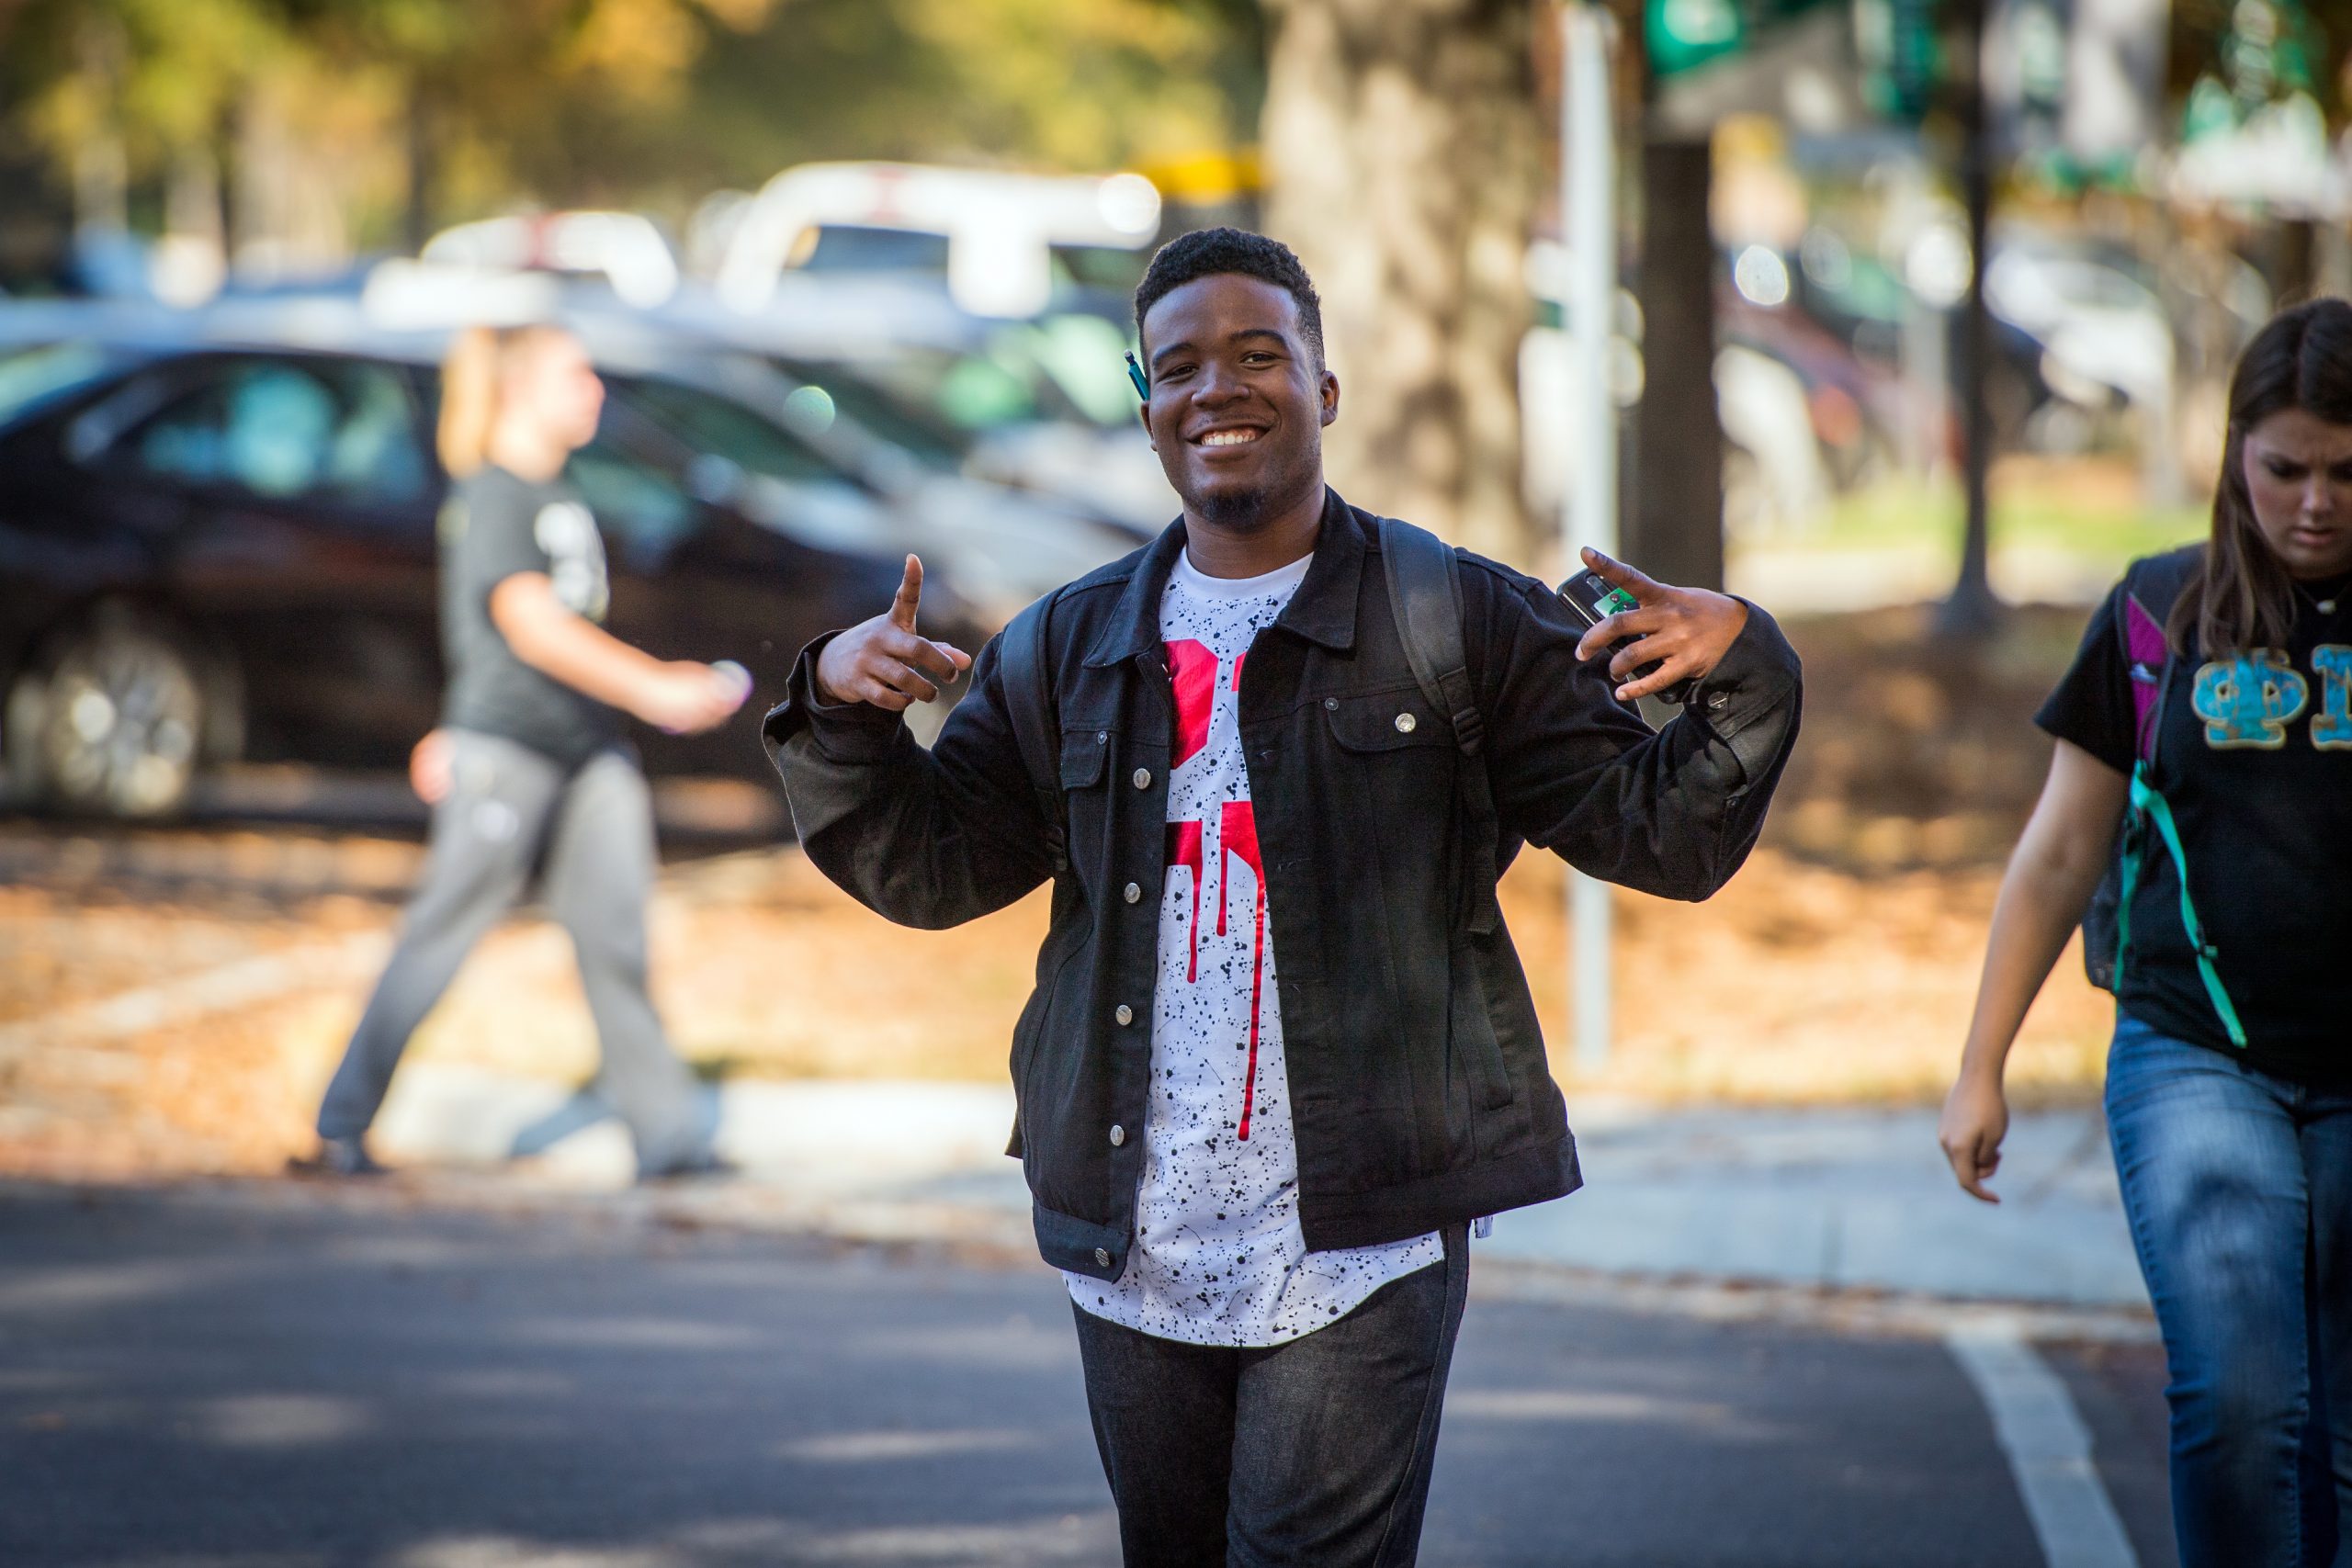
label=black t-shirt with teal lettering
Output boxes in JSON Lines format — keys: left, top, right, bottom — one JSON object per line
{"left": 437, "top": 466, "right": 621, "bottom": 772}
{"left": 2036, "top": 558, "right": 2352, "bottom": 1083}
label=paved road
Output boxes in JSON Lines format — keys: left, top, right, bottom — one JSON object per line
{"left": 0, "top": 1182, "right": 2176, "bottom": 1568}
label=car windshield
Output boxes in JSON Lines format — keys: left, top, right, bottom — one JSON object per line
{"left": 622, "top": 377, "right": 840, "bottom": 484}
{"left": 773, "top": 359, "right": 967, "bottom": 466}
{"left": 0, "top": 342, "right": 129, "bottom": 430}
{"left": 853, "top": 315, "right": 1137, "bottom": 435}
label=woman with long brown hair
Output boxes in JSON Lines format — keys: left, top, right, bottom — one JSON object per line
{"left": 1940, "top": 298, "right": 2352, "bottom": 1565}
{"left": 301, "top": 323, "right": 745, "bottom": 1179}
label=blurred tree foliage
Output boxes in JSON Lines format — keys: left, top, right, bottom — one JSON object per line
{"left": 0, "top": 0, "right": 1264, "bottom": 248}
{"left": 1, "top": 0, "right": 1538, "bottom": 558}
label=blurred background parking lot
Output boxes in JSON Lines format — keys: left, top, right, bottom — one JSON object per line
{"left": 6, "top": 0, "right": 2342, "bottom": 1182}
{"left": 8, "top": 4, "right": 2346, "bottom": 1562}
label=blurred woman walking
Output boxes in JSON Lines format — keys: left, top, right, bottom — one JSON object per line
{"left": 1941, "top": 299, "right": 2352, "bottom": 1567}
{"left": 301, "top": 323, "right": 745, "bottom": 1181}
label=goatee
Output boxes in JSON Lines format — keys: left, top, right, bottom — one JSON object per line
{"left": 1191, "top": 487, "right": 1271, "bottom": 530}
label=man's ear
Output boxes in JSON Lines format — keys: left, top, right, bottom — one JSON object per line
{"left": 1138, "top": 400, "right": 1155, "bottom": 450}
{"left": 1319, "top": 368, "right": 1340, "bottom": 428}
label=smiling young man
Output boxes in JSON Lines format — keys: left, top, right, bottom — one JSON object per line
{"left": 763, "top": 229, "right": 1803, "bottom": 1565}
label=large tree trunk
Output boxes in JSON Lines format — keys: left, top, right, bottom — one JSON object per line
{"left": 1261, "top": 0, "right": 1540, "bottom": 566}
{"left": 1630, "top": 135, "right": 1722, "bottom": 592}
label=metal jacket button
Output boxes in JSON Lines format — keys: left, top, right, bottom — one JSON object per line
{"left": 1395, "top": 711, "right": 1418, "bottom": 733}
{"left": 1132, "top": 768, "right": 1152, "bottom": 789}
{"left": 1124, "top": 882, "right": 1142, "bottom": 904}
{"left": 1114, "top": 1005, "right": 1134, "bottom": 1025}
{"left": 1108, "top": 1124, "right": 1125, "bottom": 1146}
{"left": 1324, "top": 696, "right": 1339, "bottom": 710}
{"left": 1094, "top": 1247, "right": 1113, "bottom": 1267}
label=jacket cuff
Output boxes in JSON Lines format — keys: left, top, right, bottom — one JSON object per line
{"left": 760, "top": 633, "right": 908, "bottom": 765}
{"left": 1689, "top": 601, "right": 1800, "bottom": 731}
{"left": 1687, "top": 602, "right": 1803, "bottom": 789}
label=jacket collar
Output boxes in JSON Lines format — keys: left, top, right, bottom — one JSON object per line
{"left": 1082, "top": 486, "right": 1367, "bottom": 668}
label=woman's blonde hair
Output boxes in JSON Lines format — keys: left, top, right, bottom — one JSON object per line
{"left": 436, "top": 323, "right": 567, "bottom": 478}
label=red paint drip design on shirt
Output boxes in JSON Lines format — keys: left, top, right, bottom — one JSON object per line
{"left": 1219, "top": 800, "right": 1267, "bottom": 1142}
{"left": 1168, "top": 638, "right": 1218, "bottom": 769}
{"left": 1164, "top": 636, "right": 1272, "bottom": 1139}
{"left": 1166, "top": 819, "right": 1204, "bottom": 982}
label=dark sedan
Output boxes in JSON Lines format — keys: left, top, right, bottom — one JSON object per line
{"left": 0, "top": 333, "right": 969, "bottom": 818}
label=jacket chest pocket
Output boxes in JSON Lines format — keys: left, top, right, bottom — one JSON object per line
{"left": 1317, "top": 686, "right": 1468, "bottom": 949}
{"left": 1323, "top": 688, "right": 1458, "bottom": 825}
{"left": 1057, "top": 726, "right": 1116, "bottom": 877}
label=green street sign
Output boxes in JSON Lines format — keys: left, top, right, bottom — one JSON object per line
{"left": 1648, "top": 0, "right": 1850, "bottom": 81}
{"left": 1855, "top": 0, "right": 1941, "bottom": 122}
{"left": 1649, "top": 0, "right": 1746, "bottom": 77}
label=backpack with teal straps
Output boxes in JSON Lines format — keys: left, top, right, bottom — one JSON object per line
{"left": 2079, "top": 547, "right": 2249, "bottom": 1048}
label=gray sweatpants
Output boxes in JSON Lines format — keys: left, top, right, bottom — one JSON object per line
{"left": 316, "top": 730, "right": 707, "bottom": 1173}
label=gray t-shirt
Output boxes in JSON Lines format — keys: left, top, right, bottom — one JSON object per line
{"left": 437, "top": 466, "right": 620, "bottom": 771}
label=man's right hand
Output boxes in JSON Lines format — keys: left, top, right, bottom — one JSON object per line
{"left": 814, "top": 555, "right": 974, "bottom": 711}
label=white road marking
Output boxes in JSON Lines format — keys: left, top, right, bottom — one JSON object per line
{"left": 1946, "top": 1317, "right": 2141, "bottom": 1568}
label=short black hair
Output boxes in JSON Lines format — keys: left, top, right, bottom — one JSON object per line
{"left": 1133, "top": 227, "right": 1324, "bottom": 370}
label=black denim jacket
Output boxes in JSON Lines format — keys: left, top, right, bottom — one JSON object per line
{"left": 763, "top": 491, "right": 1803, "bottom": 1280}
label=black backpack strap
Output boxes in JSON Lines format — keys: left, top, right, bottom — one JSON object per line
{"left": 995, "top": 589, "right": 1068, "bottom": 874}
{"left": 1378, "top": 516, "right": 1502, "bottom": 935}
{"left": 2081, "top": 547, "right": 2199, "bottom": 994}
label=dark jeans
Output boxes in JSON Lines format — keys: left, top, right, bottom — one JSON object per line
{"left": 2107, "top": 1011, "right": 2352, "bottom": 1568}
{"left": 1070, "top": 1224, "right": 1470, "bottom": 1568}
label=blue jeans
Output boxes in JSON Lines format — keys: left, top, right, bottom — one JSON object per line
{"left": 2107, "top": 1011, "right": 2352, "bottom": 1567}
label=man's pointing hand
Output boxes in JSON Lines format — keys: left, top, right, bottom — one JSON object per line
{"left": 1571, "top": 547, "right": 1749, "bottom": 704}
{"left": 813, "top": 555, "right": 975, "bottom": 712}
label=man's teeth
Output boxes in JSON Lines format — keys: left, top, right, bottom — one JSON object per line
{"left": 1201, "top": 429, "right": 1261, "bottom": 446}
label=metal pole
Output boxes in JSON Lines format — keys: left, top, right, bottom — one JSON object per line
{"left": 1563, "top": 3, "right": 1615, "bottom": 1073}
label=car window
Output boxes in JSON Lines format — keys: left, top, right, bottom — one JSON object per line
{"left": 123, "top": 357, "right": 429, "bottom": 503}
{"left": 856, "top": 335, "right": 1109, "bottom": 434}
{"left": 795, "top": 225, "right": 951, "bottom": 274}
{"left": 774, "top": 360, "right": 965, "bottom": 465}
{"left": 0, "top": 342, "right": 127, "bottom": 430}
{"left": 621, "top": 378, "right": 837, "bottom": 484}
{"left": 566, "top": 440, "right": 702, "bottom": 562}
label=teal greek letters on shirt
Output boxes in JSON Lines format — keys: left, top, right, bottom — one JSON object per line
{"left": 2314, "top": 646, "right": 2352, "bottom": 750}
{"left": 2192, "top": 650, "right": 2309, "bottom": 749}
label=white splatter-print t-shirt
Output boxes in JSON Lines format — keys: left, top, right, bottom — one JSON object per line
{"left": 1063, "top": 547, "right": 1443, "bottom": 1347}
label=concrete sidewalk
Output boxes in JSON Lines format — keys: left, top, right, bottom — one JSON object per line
{"left": 373, "top": 1066, "right": 2145, "bottom": 1311}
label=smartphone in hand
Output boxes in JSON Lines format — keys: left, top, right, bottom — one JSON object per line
{"left": 1557, "top": 570, "right": 1693, "bottom": 705}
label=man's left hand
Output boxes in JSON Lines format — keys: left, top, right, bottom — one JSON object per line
{"left": 1571, "top": 547, "right": 1750, "bottom": 704}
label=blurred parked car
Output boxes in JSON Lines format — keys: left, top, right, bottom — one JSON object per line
{"left": 0, "top": 321, "right": 993, "bottom": 819}
{"left": 1982, "top": 232, "right": 2172, "bottom": 452}
{"left": 627, "top": 277, "right": 1179, "bottom": 533}
{"left": 423, "top": 212, "right": 683, "bottom": 310}
{"left": 710, "top": 161, "right": 1161, "bottom": 321}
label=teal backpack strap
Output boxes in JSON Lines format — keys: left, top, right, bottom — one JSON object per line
{"left": 2107, "top": 549, "right": 2249, "bottom": 1048}
{"left": 2121, "top": 767, "right": 2249, "bottom": 1047}
{"left": 1377, "top": 516, "right": 1502, "bottom": 936}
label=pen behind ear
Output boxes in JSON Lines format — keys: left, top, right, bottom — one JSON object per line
{"left": 1125, "top": 351, "right": 1148, "bottom": 400}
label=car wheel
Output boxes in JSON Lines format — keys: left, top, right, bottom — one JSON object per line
{"left": 17, "top": 608, "right": 208, "bottom": 818}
